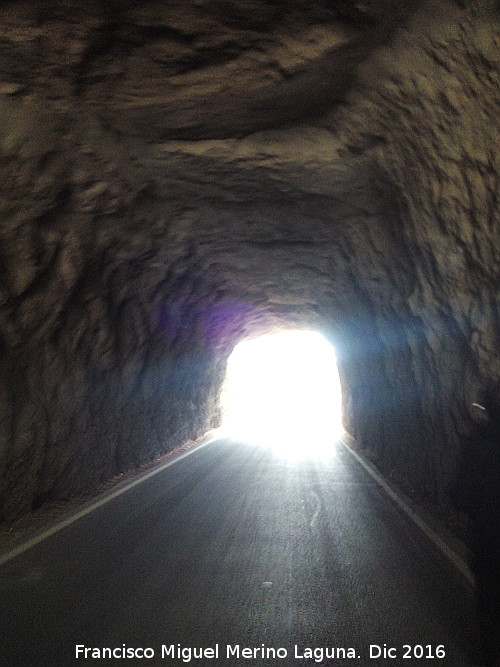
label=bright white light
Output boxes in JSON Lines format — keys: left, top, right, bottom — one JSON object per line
{"left": 220, "top": 330, "right": 344, "bottom": 459}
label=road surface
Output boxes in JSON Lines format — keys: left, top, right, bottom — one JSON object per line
{"left": 0, "top": 437, "right": 479, "bottom": 666}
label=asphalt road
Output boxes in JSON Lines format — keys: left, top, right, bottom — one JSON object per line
{"left": 0, "top": 437, "right": 479, "bottom": 666}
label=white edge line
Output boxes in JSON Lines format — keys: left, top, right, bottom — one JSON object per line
{"left": 339, "top": 437, "right": 474, "bottom": 586}
{"left": 0, "top": 435, "right": 217, "bottom": 567}
{"left": 2, "top": 432, "right": 474, "bottom": 587}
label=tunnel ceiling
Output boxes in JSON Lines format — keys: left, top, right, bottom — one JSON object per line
{"left": 0, "top": 0, "right": 498, "bottom": 519}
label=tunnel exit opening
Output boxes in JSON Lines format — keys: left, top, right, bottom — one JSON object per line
{"left": 220, "top": 330, "right": 344, "bottom": 458}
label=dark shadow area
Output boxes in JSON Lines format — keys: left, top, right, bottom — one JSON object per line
{"left": 451, "top": 380, "right": 500, "bottom": 667}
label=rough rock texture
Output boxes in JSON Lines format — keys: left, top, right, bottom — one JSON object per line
{"left": 0, "top": 0, "right": 498, "bottom": 520}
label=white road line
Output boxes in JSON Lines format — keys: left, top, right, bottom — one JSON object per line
{"left": 2, "top": 432, "right": 474, "bottom": 589}
{"left": 339, "top": 436, "right": 474, "bottom": 586}
{"left": 0, "top": 435, "right": 217, "bottom": 567}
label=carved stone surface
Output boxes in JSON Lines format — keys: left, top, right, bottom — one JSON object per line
{"left": 0, "top": 0, "right": 498, "bottom": 519}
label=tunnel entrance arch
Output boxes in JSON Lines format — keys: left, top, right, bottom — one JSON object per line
{"left": 220, "top": 329, "right": 344, "bottom": 458}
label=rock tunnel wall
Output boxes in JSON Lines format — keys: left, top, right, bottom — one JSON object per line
{"left": 0, "top": 0, "right": 498, "bottom": 520}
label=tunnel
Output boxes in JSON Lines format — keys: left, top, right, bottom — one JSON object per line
{"left": 220, "top": 329, "right": 344, "bottom": 455}
{"left": 0, "top": 1, "right": 499, "bottom": 663}
{"left": 0, "top": 0, "right": 498, "bottom": 524}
